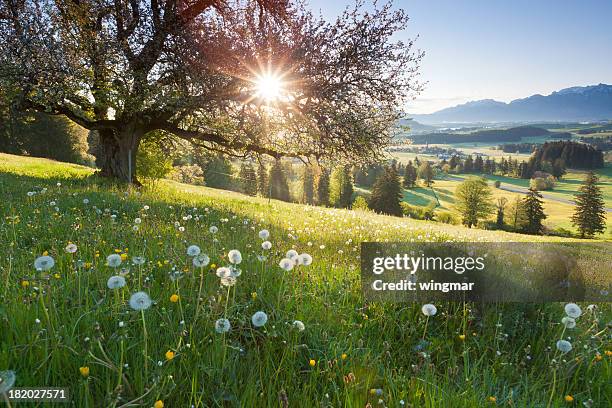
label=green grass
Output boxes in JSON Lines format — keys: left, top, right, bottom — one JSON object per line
{"left": 0, "top": 153, "right": 610, "bottom": 407}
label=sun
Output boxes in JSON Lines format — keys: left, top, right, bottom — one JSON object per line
{"left": 254, "top": 73, "right": 284, "bottom": 102}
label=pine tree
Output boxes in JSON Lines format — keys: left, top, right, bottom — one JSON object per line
{"left": 257, "top": 161, "right": 268, "bottom": 196}
{"left": 316, "top": 168, "right": 330, "bottom": 206}
{"left": 329, "top": 165, "right": 354, "bottom": 208}
{"left": 402, "top": 161, "right": 417, "bottom": 188}
{"left": 268, "top": 159, "right": 291, "bottom": 202}
{"left": 522, "top": 188, "right": 547, "bottom": 234}
{"left": 571, "top": 172, "right": 606, "bottom": 238}
{"left": 495, "top": 197, "right": 507, "bottom": 229}
{"left": 454, "top": 177, "right": 494, "bottom": 228}
{"left": 238, "top": 162, "right": 257, "bottom": 196}
{"left": 463, "top": 156, "right": 474, "bottom": 173}
{"left": 302, "top": 165, "right": 315, "bottom": 204}
{"left": 417, "top": 161, "right": 434, "bottom": 187}
{"left": 368, "top": 166, "right": 402, "bottom": 216}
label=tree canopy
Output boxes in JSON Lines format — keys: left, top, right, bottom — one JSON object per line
{"left": 0, "top": 0, "right": 423, "bottom": 182}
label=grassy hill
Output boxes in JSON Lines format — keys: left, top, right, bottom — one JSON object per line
{"left": 0, "top": 153, "right": 610, "bottom": 407}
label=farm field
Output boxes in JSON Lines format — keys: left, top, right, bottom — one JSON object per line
{"left": 1, "top": 153, "right": 610, "bottom": 407}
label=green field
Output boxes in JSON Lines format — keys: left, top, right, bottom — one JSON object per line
{"left": 1, "top": 153, "right": 610, "bottom": 407}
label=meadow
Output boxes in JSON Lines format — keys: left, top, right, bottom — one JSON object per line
{"left": 0, "top": 153, "right": 610, "bottom": 407}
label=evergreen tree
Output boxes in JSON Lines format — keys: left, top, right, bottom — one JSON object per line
{"left": 368, "top": 166, "right": 402, "bottom": 216}
{"left": 417, "top": 161, "right": 434, "bottom": 187}
{"left": 463, "top": 156, "right": 474, "bottom": 173}
{"left": 302, "top": 165, "right": 315, "bottom": 204}
{"left": 268, "top": 159, "right": 291, "bottom": 202}
{"left": 329, "top": 165, "right": 354, "bottom": 208}
{"left": 522, "top": 188, "right": 547, "bottom": 234}
{"left": 257, "top": 161, "right": 268, "bottom": 196}
{"left": 454, "top": 177, "right": 494, "bottom": 228}
{"left": 495, "top": 197, "right": 507, "bottom": 229}
{"left": 474, "top": 156, "right": 484, "bottom": 173}
{"left": 402, "top": 160, "right": 417, "bottom": 188}
{"left": 316, "top": 168, "right": 330, "bottom": 206}
{"left": 551, "top": 158, "right": 567, "bottom": 180}
{"left": 202, "top": 155, "right": 233, "bottom": 189}
{"left": 238, "top": 162, "right": 257, "bottom": 196}
{"left": 571, "top": 172, "right": 606, "bottom": 238}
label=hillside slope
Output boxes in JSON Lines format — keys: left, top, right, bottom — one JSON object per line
{"left": 0, "top": 153, "right": 610, "bottom": 407}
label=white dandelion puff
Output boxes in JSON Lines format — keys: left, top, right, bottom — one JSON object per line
{"left": 187, "top": 245, "right": 201, "bottom": 257}
{"left": 286, "top": 250, "right": 299, "bottom": 262}
{"left": 421, "top": 304, "right": 437, "bottom": 317}
{"left": 279, "top": 258, "right": 294, "bottom": 271}
{"left": 292, "top": 320, "right": 305, "bottom": 332}
{"left": 83, "top": 198, "right": 89, "bottom": 204}
{"left": 132, "top": 256, "right": 146, "bottom": 265}
{"left": 561, "top": 316, "right": 576, "bottom": 329}
{"left": 215, "top": 318, "right": 231, "bottom": 334}
{"left": 262, "top": 241, "right": 272, "bottom": 250}
{"left": 299, "top": 253, "right": 313, "bottom": 266}
{"left": 107, "top": 254, "right": 122, "bottom": 268}
{"left": 0, "top": 370, "right": 16, "bottom": 394}
{"left": 34, "top": 255, "right": 55, "bottom": 271}
{"left": 251, "top": 311, "right": 268, "bottom": 327}
{"left": 258, "top": 229, "right": 270, "bottom": 240}
{"left": 209, "top": 226, "right": 218, "bottom": 234}
{"left": 228, "top": 249, "right": 242, "bottom": 265}
{"left": 107, "top": 275, "right": 126, "bottom": 289}
{"left": 564, "top": 303, "right": 582, "bottom": 319}
{"left": 193, "top": 254, "right": 210, "bottom": 268}
{"left": 129, "top": 291, "right": 152, "bottom": 311}
{"left": 134, "top": 217, "right": 142, "bottom": 224}
{"left": 556, "top": 340, "right": 572, "bottom": 353}
{"left": 65, "top": 243, "right": 77, "bottom": 254}
{"left": 216, "top": 267, "right": 232, "bottom": 278}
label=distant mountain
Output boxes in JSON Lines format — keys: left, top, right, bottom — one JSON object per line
{"left": 412, "top": 84, "right": 612, "bottom": 124}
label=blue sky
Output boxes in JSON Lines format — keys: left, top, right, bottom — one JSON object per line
{"left": 307, "top": 0, "right": 612, "bottom": 113}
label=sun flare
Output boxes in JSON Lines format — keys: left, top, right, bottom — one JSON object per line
{"left": 254, "top": 73, "right": 284, "bottom": 101}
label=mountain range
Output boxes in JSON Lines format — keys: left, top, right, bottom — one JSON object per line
{"left": 411, "top": 84, "right": 612, "bottom": 124}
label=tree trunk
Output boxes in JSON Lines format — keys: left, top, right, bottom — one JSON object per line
{"left": 96, "top": 124, "right": 144, "bottom": 184}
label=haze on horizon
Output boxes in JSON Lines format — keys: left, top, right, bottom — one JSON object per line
{"left": 308, "top": 0, "right": 612, "bottom": 114}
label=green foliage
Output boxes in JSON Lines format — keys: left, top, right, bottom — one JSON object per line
{"left": 269, "top": 159, "right": 291, "bottom": 202}
{"left": 238, "top": 162, "right": 258, "bottom": 196}
{"left": 329, "top": 166, "right": 353, "bottom": 208}
{"left": 202, "top": 155, "right": 234, "bottom": 190}
{"left": 401, "top": 202, "right": 436, "bottom": 220}
{"left": 571, "top": 172, "right": 606, "bottom": 238}
{"left": 368, "top": 166, "right": 402, "bottom": 216}
{"left": 436, "top": 211, "right": 459, "bottom": 225}
{"left": 522, "top": 188, "right": 547, "bottom": 234}
{"left": 494, "top": 180, "right": 501, "bottom": 188}
{"left": 507, "top": 196, "right": 528, "bottom": 231}
{"left": 316, "top": 168, "right": 330, "bottom": 206}
{"left": 171, "top": 164, "right": 205, "bottom": 185}
{"left": 454, "top": 177, "right": 494, "bottom": 228}
{"left": 301, "top": 166, "right": 315, "bottom": 204}
{"left": 352, "top": 195, "right": 370, "bottom": 211}
{"left": 257, "top": 161, "right": 268, "bottom": 196}
{"left": 496, "top": 197, "right": 508, "bottom": 229}
{"left": 417, "top": 161, "right": 434, "bottom": 187}
{"left": 530, "top": 176, "right": 555, "bottom": 191}
{"left": 136, "top": 135, "right": 174, "bottom": 184}
{"left": 402, "top": 160, "right": 417, "bottom": 188}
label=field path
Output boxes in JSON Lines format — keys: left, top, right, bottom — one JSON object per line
{"left": 444, "top": 175, "right": 612, "bottom": 212}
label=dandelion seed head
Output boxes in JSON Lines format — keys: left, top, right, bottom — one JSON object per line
{"left": 564, "top": 303, "right": 582, "bottom": 319}
{"left": 421, "top": 304, "right": 437, "bottom": 317}
{"left": 228, "top": 249, "right": 242, "bottom": 265}
{"left": 187, "top": 245, "right": 201, "bottom": 257}
{"left": 129, "top": 291, "right": 152, "bottom": 311}
{"left": 252, "top": 311, "right": 268, "bottom": 327}
{"left": 34, "top": 255, "right": 55, "bottom": 271}
{"left": 107, "top": 254, "right": 122, "bottom": 268}
{"left": 215, "top": 318, "right": 231, "bottom": 333}
{"left": 107, "top": 275, "right": 126, "bottom": 289}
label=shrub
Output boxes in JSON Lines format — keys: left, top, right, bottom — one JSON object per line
{"left": 401, "top": 202, "right": 436, "bottom": 220}
{"left": 436, "top": 211, "right": 459, "bottom": 225}
{"left": 494, "top": 180, "right": 501, "bottom": 188}
{"left": 172, "top": 164, "right": 205, "bottom": 186}
{"left": 352, "top": 196, "right": 370, "bottom": 211}
{"left": 529, "top": 176, "right": 555, "bottom": 191}
{"left": 137, "top": 136, "right": 174, "bottom": 184}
